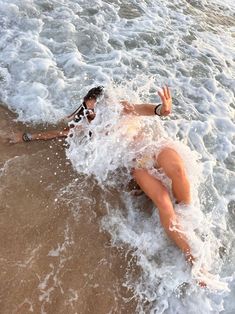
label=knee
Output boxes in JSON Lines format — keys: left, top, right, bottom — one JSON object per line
{"left": 167, "top": 163, "right": 187, "bottom": 180}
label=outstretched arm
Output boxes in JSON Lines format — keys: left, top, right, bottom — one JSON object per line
{"left": 7, "top": 128, "right": 70, "bottom": 144}
{"left": 25, "top": 128, "right": 70, "bottom": 141}
{"left": 121, "top": 86, "right": 172, "bottom": 117}
{"left": 7, "top": 104, "right": 85, "bottom": 144}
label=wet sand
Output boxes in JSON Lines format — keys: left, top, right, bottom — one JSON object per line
{"left": 0, "top": 104, "right": 137, "bottom": 313}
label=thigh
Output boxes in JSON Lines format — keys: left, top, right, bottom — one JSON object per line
{"left": 155, "top": 148, "right": 186, "bottom": 177}
{"left": 132, "top": 168, "right": 169, "bottom": 202}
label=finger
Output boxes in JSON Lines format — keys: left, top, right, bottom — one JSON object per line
{"left": 163, "top": 86, "right": 168, "bottom": 99}
{"left": 167, "top": 86, "right": 171, "bottom": 99}
{"left": 158, "top": 90, "right": 165, "bottom": 102}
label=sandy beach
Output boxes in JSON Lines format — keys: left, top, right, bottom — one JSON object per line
{"left": 0, "top": 104, "right": 137, "bottom": 313}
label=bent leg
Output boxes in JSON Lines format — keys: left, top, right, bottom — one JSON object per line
{"left": 156, "top": 148, "right": 191, "bottom": 204}
{"left": 132, "top": 168, "right": 192, "bottom": 258}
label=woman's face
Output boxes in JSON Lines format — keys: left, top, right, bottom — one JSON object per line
{"left": 86, "top": 98, "right": 97, "bottom": 110}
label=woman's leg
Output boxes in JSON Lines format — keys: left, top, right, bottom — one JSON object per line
{"left": 156, "top": 148, "right": 191, "bottom": 204}
{"left": 132, "top": 168, "right": 192, "bottom": 259}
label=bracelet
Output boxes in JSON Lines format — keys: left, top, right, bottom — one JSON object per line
{"left": 22, "top": 132, "right": 32, "bottom": 142}
{"left": 154, "top": 104, "right": 162, "bottom": 116}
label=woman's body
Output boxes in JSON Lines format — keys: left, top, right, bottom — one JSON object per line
{"left": 120, "top": 87, "right": 194, "bottom": 262}
{"left": 8, "top": 86, "right": 196, "bottom": 265}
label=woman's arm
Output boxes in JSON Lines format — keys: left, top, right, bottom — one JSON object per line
{"left": 7, "top": 104, "right": 85, "bottom": 144}
{"left": 24, "top": 128, "right": 70, "bottom": 141}
{"left": 121, "top": 86, "right": 172, "bottom": 117}
{"left": 7, "top": 128, "right": 70, "bottom": 144}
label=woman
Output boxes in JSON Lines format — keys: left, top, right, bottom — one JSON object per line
{"left": 11, "top": 86, "right": 104, "bottom": 143}
{"left": 10, "top": 86, "right": 196, "bottom": 268}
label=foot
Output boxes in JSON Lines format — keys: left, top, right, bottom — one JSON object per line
{"left": 191, "top": 264, "right": 229, "bottom": 291}
{"left": 185, "top": 253, "right": 207, "bottom": 288}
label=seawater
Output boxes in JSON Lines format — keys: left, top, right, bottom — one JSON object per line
{"left": 0, "top": 0, "right": 234, "bottom": 313}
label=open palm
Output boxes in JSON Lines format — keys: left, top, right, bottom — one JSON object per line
{"left": 158, "top": 86, "right": 172, "bottom": 116}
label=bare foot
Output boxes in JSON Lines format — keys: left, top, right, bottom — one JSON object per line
{"left": 185, "top": 254, "right": 207, "bottom": 288}
{"left": 193, "top": 267, "right": 229, "bottom": 291}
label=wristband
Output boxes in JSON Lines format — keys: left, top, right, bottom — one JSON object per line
{"left": 154, "top": 104, "right": 162, "bottom": 116}
{"left": 22, "top": 132, "right": 32, "bottom": 142}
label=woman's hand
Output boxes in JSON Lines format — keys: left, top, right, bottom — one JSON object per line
{"left": 158, "top": 86, "right": 172, "bottom": 116}
{"left": 3, "top": 132, "right": 24, "bottom": 144}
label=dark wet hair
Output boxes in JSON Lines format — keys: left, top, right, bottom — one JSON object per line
{"left": 68, "top": 86, "right": 104, "bottom": 126}
{"left": 83, "top": 86, "right": 104, "bottom": 104}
